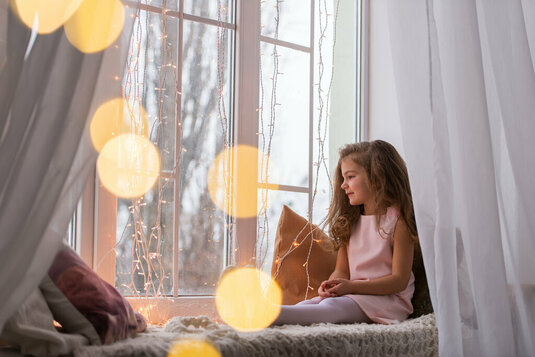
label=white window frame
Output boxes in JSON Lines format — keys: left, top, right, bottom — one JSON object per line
{"left": 78, "top": 0, "right": 368, "bottom": 322}
{"left": 358, "top": 0, "right": 370, "bottom": 141}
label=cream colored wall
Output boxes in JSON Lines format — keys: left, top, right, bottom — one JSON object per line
{"left": 367, "top": 0, "right": 405, "bottom": 157}
{"left": 330, "top": 0, "right": 405, "bottom": 166}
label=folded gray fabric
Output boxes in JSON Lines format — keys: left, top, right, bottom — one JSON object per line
{"left": 0, "top": 287, "right": 90, "bottom": 357}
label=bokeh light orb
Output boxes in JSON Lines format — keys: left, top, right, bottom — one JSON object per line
{"left": 215, "top": 267, "right": 282, "bottom": 332}
{"left": 207, "top": 145, "right": 278, "bottom": 218}
{"left": 10, "top": 0, "right": 83, "bottom": 34}
{"left": 97, "top": 134, "right": 160, "bottom": 198}
{"left": 167, "top": 339, "right": 220, "bottom": 357}
{"left": 64, "top": 0, "right": 125, "bottom": 53}
{"left": 90, "top": 98, "right": 149, "bottom": 152}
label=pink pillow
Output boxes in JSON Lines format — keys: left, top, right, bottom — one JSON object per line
{"left": 48, "top": 245, "right": 146, "bottom": 344}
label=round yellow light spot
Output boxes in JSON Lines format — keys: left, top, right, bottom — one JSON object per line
{"left": 97, "top": 134, "right": 160, "bottom": 198}
{"left": 90, "top": 98, "right": 149, "bottom": 152}
{"left": 215, "top": 267, "right": 282, "bottom": 332}
{"left": 10, "top": 0, "right": 83, "bottom": 34}
{"left": 64, "top": 0, "right": 125, "bottom": 53}
{"left": 207, "top": 145, "right": 278, "bottom": 218}
{"left": 167, "top": 339, "right": 220, "bottom": 357}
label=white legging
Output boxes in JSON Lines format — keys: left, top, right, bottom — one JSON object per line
{"left": 272, "top": 296, "right": 372, "bottom": 325}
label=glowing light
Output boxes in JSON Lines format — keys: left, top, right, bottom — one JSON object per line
{"left": 167, "top": 339, "right": 220, "bottom": 357}
{"left": 97, "top": 134, "right": 160, "bottom": 198}
{"left": 64, "top": 0, "right": 125, "bottom": 53}
{"left": 10, "top": 0, "right": 83, "bottom": 34}
{"left": 207, "top": 145, "right": 278, "bottom": 218}
{"left": 215, "top": 267, "right": 281, "bottom": 331}
{"left": 90, "top": 98, "right": 149, "bottom": 152}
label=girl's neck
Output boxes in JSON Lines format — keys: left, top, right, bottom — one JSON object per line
{"left": 362, "top": 202, "right": 386, "bottom": 216}
{"left": 362, "top": 202, "right": 377, "bottom": 216}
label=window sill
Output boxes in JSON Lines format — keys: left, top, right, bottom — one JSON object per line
{"left": 126, "top": 296, "right": 218, "bottom": 325}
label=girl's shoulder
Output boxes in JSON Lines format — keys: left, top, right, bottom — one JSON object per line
{"left": 385, "top": 206, "right": 400, "bottom": 219}
{"left": 379, "top": 206, "right": 400, "bottom": 239}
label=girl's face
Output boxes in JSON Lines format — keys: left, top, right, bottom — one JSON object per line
{"left": 340, "top": 157, "right": 375, "bottom": 213}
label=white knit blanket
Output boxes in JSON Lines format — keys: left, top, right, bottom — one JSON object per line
{"left": 74, "top": 314, "right": 438, "bottom": 357}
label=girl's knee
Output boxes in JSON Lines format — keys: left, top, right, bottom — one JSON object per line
{"left": 318, "top": 296, "right": 340, "bottom": 305}
{"left": 320, "top": 296, "right": 356, "bottom": 312}
{"left": 318, "top": 297, "right": 345, "bottom": 311}
{"left": 296, "top": 296, "right": 322, "bottom": 305}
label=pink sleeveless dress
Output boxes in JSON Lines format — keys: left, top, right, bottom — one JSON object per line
{"left": 346, "top": 207, "right": 415, "bottom": 324}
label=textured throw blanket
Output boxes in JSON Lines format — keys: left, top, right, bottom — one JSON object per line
{"left": 75, "top": 314, "right": 438, "bottom": 357}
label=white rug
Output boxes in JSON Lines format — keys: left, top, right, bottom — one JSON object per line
{"left": 74, "top": 314, "right": 438, "bottom": 357}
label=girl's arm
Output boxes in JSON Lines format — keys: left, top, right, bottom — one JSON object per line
{"left": 318, "top": 245, "right": 350, "bottom": 298}
{"left": 329, "top": 245, "right": 350, "bottom": 280}
{"left": 326, "top": 219, "right": 415, "bottom": 296}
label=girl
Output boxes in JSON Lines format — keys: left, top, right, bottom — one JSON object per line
{"left": 273, "top": 140, "right": 418, "bottom": 325}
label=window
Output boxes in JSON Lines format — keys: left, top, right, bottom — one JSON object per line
{"left": 82, "top": 0, "right": 364, "bottom": 322}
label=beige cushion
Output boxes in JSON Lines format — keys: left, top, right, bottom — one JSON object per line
{"left": 271, "top": 205, "right": 337, "bottom": 305}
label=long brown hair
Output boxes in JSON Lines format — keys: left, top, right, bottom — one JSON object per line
{"left": 326, "top": 140, "right": 418, "bottom": 247}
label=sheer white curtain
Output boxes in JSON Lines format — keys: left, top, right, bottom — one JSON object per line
{"left": 0, "top": 1, "right": 6, "bottom": 70}
{"left": 386, "top": 0, "right": 535, "bottom": 356}
{"left": 0, "top": 4, "right": 133, "bottom": 332}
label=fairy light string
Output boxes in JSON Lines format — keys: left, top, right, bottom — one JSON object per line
{"left": 256, "top": 0, "right": 281, "bottom": 272}
{"left": 118, "top": 0, "right": 234, "bottom": 319}
{"left": 129, "top": 3, "right": 167, "bottom": 300}
{"left": 271, "top": 0, "right": 341, "bottom": 300}
{"left": 99, "top": 1, "right": 177, "bottom": 323}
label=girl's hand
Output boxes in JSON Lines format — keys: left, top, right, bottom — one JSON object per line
{"left": 318, "top": 280, "right": 337, "bottom": 298}
{"left": 325, "top": 278, "right": 355, "bottom": 296}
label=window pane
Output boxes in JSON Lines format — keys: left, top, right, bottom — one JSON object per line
{"left": 147, "top": 19, "right": 178, "bottom": 173}
{"left": 256, "top": 189, "right": 309, "bottom": 275}
{"left": 115, "top": 178, "right": 174, "bottom": 296}
{"left": 67, "top": 211, "right": 76, "bottom": 249}
{"left": 312, "top": 0, "right": 352, "bottom": 226}
{"left": 178, "top": 20, "right": 233, "bottom": 295}
{"left": 183, "top": 0, "right": 234, "bottom": 24}
{"left": 67, "top": 199, "right": 82, "bottom": 250}
{"left": 115, "top": 10, "right": 178, "bottom": 296}
{"left": 310, "top": 161, "right": 332, "bottom": 225}
{"left": 261, "top": 0, "right": 310, "bottom": 47}
{"left": 259, "top": 42, "right": 309, "bottom": 187}
{"left": 121, "top": 11, "right": 178, "bottom": 172}
{"left": 139, "top": 0, "right": 178, "bottom": 12}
